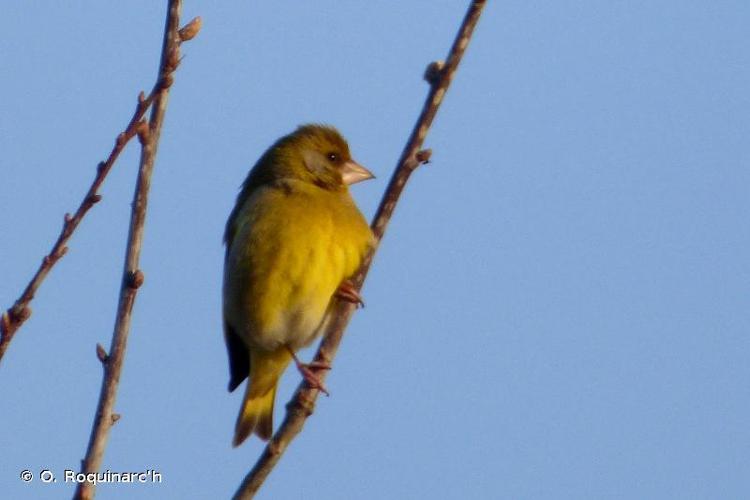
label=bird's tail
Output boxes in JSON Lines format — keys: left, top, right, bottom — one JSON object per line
{"left": 233, "top": 346, "right": 292, "bottom": 446}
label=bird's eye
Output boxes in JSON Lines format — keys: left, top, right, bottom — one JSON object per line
{"left": 327, "top": 152, "right": 339, "bottom": 162}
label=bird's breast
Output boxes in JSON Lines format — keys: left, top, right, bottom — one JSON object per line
{"left": 224, "top": 185, "right": 372, "bottom": 352}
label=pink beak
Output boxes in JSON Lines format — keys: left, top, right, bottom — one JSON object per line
{"left": 341, "top": 160, "right": 375, "bottom": 185}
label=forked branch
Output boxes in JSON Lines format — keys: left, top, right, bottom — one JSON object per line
{"left": 0, "top": 93, "right": 150, "bottom": 365}
{"left": 0, "top": 13, "right": 201, "bottom": 368}
{"left": 73, "top": 4, "right": 201, "bottom": 500}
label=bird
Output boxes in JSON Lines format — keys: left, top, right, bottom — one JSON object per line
{"left": 223, "top": 124, "right": 375, "bottom": 446}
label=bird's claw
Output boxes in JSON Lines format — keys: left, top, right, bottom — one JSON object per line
{"left": 336, "top": 280, "right": 365, "bottom": 308}
{"left": 297, "top": 364, "right": 330, "bottom": 396}
{"left": 287, "top": 346, "right": 331, "bottom": 396}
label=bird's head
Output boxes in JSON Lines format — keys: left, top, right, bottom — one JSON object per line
{"left": 266, "top": 124, "right": 374, "bottom": 190}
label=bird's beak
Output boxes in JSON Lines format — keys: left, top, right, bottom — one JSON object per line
{"left": 341, "top": 160, "right": 375, "bottom": 185}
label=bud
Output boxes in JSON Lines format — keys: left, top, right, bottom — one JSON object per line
{"left": 179, "top": 16, "right": 202, "bottom": 42}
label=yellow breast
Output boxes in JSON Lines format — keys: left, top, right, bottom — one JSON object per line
{"left": 223, "top": 181, "right": 373, "bottom": 351}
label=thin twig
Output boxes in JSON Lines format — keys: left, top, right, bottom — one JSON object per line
{"left": 232, "top": 1, "right": 487, "bottom": 498}
{"left": 73, "top": 6, "right": 200, "bottom": 500}
{"left": 0, "top": 93, "right": 156, "bottom": 366}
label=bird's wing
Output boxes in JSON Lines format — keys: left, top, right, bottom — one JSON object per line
{"left": 223, "top": 178, "right": 265, "bottom": 391}
{"left": 225, "top": 318, "right": 249, "bottom": 392}
{"left": 223, "top": 181, "right": 281, "bottom": 391}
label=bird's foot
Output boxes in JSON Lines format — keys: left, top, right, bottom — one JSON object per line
{"left": 287, "top": 347, "right": 331, "bottom": 396}
{"left": 336, "top": 280, "right": 365, "bottom": 308}
{"left": 297, "top": 363, "right": 331, "bottom": 396}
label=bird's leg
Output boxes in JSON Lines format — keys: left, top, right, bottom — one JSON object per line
{"left": 286, "top": 346, "right": 331, "bottom": 396}
{"left": 336, "top": 280, "right": 365, "bottom": 308}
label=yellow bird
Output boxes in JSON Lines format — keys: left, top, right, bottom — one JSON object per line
{"left": 223, "top": 124, "right": 375, "bottom": 446}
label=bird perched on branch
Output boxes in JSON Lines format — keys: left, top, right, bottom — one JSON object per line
{"left": 223, "top": 124, "right": 375, "bottom": 446}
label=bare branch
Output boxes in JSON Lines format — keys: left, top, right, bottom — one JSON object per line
{"left": 0, "top": 12, "right": 199, "bottom": 366}
{"left": 0, "top": 96, "right": 152, "bottom": 366}
{"left": 232, "top": 1, "right": 487, "bottom": 498}
{"left": 72, "top": 5, "right": 201, "bottom": 500}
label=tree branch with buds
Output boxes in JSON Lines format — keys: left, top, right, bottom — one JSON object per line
{"left": 72, "top": 4, "right": 201, "bottom": 500}
{"left": 0, "top": 14, "right": 202, "bottom": 369}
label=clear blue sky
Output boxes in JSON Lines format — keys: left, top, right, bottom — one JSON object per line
{"left": 2, "top": 2, "right": 749, "bottom": 499}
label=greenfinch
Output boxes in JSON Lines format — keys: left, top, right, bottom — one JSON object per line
{"left": 223, "top": 124, "right": 375, "bottom": 446}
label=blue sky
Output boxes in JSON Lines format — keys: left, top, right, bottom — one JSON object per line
{"left": 1, "top": 1, "right": 749, "bottom": 499}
